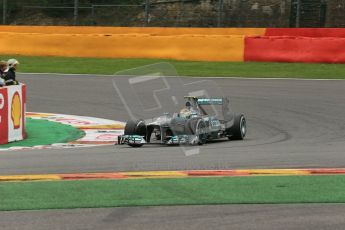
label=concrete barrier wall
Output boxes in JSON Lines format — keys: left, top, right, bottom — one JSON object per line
{"left": 244, "top": 36, "right": 345, "bottom": 63}
{"left": 0, "top": 26, "right": 345, "bottom": 63}
{"left": 245, "top": 28, "right": 345, "bottom": 63}
{"left": 265, "top": 28, "right": 345, "bottom": 38}
{"left": 0, "top": 26, "right": 264, "bottom": 61}
{"left": 0, "top": 32, "right": 245, "bottom": 62}
{"left": 0, "top": 84, "right": 26, "bottom": 144}
{"left": 0, "top": 26, "right": 266, "bottom": 36}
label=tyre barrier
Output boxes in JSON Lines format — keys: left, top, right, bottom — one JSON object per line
{"left": 0, "top": 84, "right": 26, "bottom": 144}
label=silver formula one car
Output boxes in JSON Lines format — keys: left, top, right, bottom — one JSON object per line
{"left": 118, "top": 96, "right": 246, "bottom": 147}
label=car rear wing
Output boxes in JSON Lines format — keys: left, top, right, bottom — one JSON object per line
{"left": 183, "top": 96, "right": 234, "bottom": 125}
{"left": 196, "top": 98, "right": 224, "bottom": 105}
{"left": 196, "top": 97, "right": 235, "bottom": 126}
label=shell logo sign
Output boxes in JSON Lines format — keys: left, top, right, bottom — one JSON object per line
{"left": 11, "top": 92, "right": 21, "bottom": 129}
{"left": 0, "top": 85, "right": 26, "bottom": 144}
{"left": 0, "top": 93, "right": 4, "bottom": 110}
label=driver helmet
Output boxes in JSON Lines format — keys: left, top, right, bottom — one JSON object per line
{"left": 185, "top": 101, "right": 192, "bottom": 108}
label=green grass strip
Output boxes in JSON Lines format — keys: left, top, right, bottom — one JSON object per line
{"left": 1, "top": 55, "right": 345, "bottom": 79}
{"left": 1, "top": 175, "right": 345, "bottom": 211}
{"left": 0, "top": 118, "right": 84, "bottom": 148}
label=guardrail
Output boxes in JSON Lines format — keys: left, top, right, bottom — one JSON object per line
{"left": 0, "top": 84, "right": 26, "bottom": 144}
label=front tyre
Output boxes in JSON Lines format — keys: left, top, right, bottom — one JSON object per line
{"left": 195, "top": 119, "right": 207, "bottom": 145}
{"left": 228, "top": 114, "right": 246, "bottom": 140}
{"left": 124, "top": 119, "right": 146, "bottom": 147}
{"left": 187, "top": 118, "right": 207, "bottom": 145}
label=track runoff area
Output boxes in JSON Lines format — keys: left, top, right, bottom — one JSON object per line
{"left": 0, "top": 66, "right": 345, "bottom": 212}
{"left": 0, "top": 112, "right": 124, "bottom": 151}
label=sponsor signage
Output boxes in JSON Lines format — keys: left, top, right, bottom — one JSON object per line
{"left": 0, "top": 89, "right": 8, "bottom": 144}
{"left": 7, "top": 85, "right": 25, "bottom": 142}
{"left": 0, "top": 85, "right": 26, "bottom": 144}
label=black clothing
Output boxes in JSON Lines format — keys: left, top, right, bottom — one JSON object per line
{"left": 4, "top": 68, "right": 18, "bottom": 86}
{"left": 0, "top": 70, "right": 5, "bottom": 87}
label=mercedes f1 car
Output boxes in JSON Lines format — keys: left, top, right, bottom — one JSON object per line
{"left": 118, "top": 96, "right": 246, "bottom": 147}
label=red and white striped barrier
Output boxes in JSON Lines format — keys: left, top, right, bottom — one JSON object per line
{"left": 0, "top": 84, "right": 26, "bottom": 144}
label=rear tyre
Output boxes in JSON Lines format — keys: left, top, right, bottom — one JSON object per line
{"left": 124, "top": 119, "right": 146, "bottom": 147}
{"left": 228, "top": 114, "right": 246, "bottom": 140}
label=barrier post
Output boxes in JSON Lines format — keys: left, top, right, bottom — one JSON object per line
{"left": 2, "top": 0, "right": 7, "bottom": 25}
{"left": 296, "top": 0, "right": 301, "bottom": 27}
{"left": 74, "top": 0, "right": 79, "bottom": 26}
{"left": 145, "top": 0, "right": 150, "bottom": 26}
{"left": 217, "top": 0, "right": 224, "bottom": 27}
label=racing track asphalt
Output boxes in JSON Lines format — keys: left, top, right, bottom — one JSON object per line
{"left": 1, "top": 73, "right": 345, "bottom": 230}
